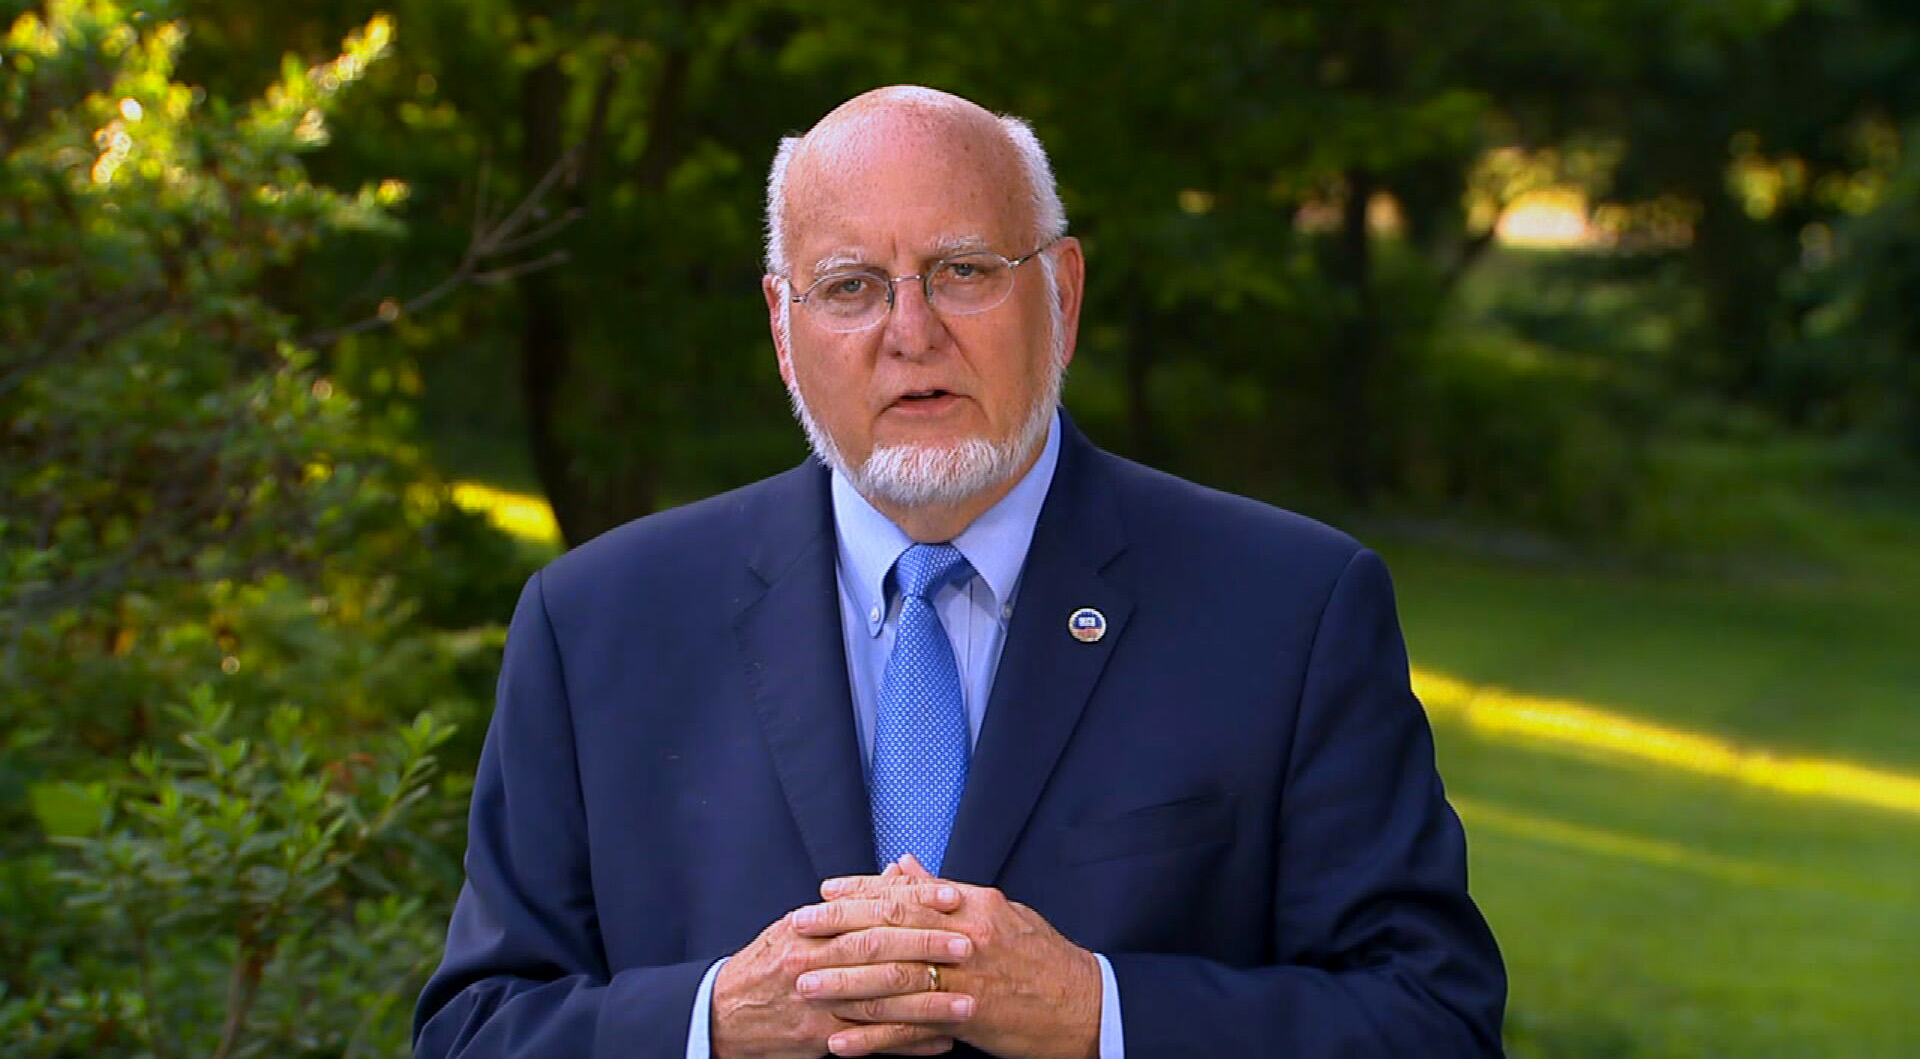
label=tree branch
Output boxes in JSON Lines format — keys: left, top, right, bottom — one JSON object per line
{"left": 300, "top": 152, "right": 583, "bottom": 350}
{"left": 209, "top": 943, "right": 267, "bottom": 1059}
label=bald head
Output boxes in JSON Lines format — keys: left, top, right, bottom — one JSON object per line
{"left": 763, "top": 87, "right": 1067, "bottom": 277}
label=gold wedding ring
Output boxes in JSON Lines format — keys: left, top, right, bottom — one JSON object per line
{"left": 926, "top": 963, "right": 942, "bottom": 993}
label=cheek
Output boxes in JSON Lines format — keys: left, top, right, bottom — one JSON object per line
{"left": 788, "top": 345, "right": 864, "bottom": 413}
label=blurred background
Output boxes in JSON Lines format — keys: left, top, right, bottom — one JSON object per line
{"left": 4, "top": 0, "right": 1917, "bottom": 1055}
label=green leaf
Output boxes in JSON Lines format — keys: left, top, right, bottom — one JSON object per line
{"left": 27, "top": 781, "right": 110, "bottom": 838}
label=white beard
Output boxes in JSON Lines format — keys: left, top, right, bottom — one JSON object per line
{"left": 781, "top": 285, "right": 1066, "bottom": 511}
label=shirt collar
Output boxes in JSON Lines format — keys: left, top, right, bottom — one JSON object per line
{"left": 831, "top": 410, "right": 1062, "bottom": 635}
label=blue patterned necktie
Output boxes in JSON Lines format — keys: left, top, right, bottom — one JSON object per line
{"left": 869, "top": 543, "right": 975, "bottom": 875}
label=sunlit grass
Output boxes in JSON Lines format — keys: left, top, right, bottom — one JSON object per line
{"left": 1416, "top": 669, "right": 1920, "bottom": 816}
{"left": 1386, "top": 537, "right": 1920, "bottom": 1055}
{"left": 1441, "top": 731, "right": 1920, "bottom": 1058}
{"left": 1451, "top": 795, "right": 1793, "bottom": 887}
{"left": 451, "top": 481, "right": 561, "bottom": 545}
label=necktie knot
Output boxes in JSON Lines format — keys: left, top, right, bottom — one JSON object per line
{"left": 892, "top": 543, "right": 972, "bottom": 603}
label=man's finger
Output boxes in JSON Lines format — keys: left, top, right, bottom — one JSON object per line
{"left": 797, "top": 952, "right": 970, "bottom": 999}
{"left": 821, "top": 871, "right": 912, "bottom": 898}
{"left": 819, "top": 875, "right": 965, "bottom": 906}
{"left": 886, "top": 1037, "right": 957, "bottom": 1057}
{"left": 893, "top": 853, "right": 936, "bottom": 880}
{"left": 829, "top": 991, "right": 976, "bottom": 1025}
{"left": 796, "top": 890, "right": 962, "bottom": 932}
{"left": 827, "top": 1022, "right": 955, "bottom": 1058}
{"left": 798, "top": 928, "right": 967, "bottom": 974}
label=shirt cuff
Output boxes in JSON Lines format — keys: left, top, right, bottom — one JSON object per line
{"left": 1094, "top": 951, "right": 1125, "bottom": 1059}
{"left": 684, "top": 956, "right": 729, "bottom": 1059}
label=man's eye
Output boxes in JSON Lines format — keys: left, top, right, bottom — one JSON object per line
{"left": 940, "top": 258, "right": 1000, "bottom": 283}
{"left": 822, "top": 276, "right": 873, "bottom": 299}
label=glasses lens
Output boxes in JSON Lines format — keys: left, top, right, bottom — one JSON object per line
{"left": 802, "top": 271, "right": 888, "bottom": 332}
{"left": 927, "top": 252, "right": 1015, "bottom": 315}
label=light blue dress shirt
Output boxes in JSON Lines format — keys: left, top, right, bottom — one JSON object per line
{"left": 685, "top": 412, "right": 1124, "bottom": 1057}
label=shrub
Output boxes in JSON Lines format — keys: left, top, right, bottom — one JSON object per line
{"left": 1, "top": 4, "right": 515, "bottom": 1054}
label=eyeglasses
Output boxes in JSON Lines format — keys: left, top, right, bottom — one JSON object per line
{"left": 785, "top": 241, "right": 1055, "bottom": 334}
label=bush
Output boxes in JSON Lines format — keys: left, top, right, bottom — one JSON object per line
{"left": 3, "top": 692, "right": 452, "bottom": 1059}
{"left": 1, "top": 4, "right": 518, "bottom": 1054}
{"left": 1396, "top": 327, "right": 1654, "bottom": 538}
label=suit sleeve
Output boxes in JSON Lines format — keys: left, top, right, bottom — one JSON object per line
{"left": 414, "top": 571, "right": 713, "bottom": 1059}
{"left": 1106, "top": 549, "right": 1506, "bottom": 1056}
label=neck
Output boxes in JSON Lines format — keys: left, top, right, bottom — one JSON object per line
{"left": 867, "top": 438, "right": 1046, "bottom": 543}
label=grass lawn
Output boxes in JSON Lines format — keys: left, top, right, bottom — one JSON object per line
{"left": 1379, "top": 531, "right": 1920, "bottom": 1058}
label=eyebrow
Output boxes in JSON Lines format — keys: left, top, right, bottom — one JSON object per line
{"left": 928, "top": 233, "right": 994, "bottom": 257}
{"left": 806, "top": 234, "right": 997, "bottom": 278}
{"left": 809, "top": 250, "right": 868, "bottom": 277}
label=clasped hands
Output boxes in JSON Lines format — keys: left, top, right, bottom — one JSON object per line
{"left": 711, "top": 855, "right": 1100, "bottom": 1059}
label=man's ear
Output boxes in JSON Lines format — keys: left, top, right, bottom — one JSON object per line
{"left": 762, "top": 274, "right": 795, "bottom": 387}
{"left": 1050, "top": 236, "right": 1087, "bottom": 370}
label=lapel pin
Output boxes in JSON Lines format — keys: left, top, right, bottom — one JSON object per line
{"left": 1067, "top": 607, "right": 1106, "bottom": 643}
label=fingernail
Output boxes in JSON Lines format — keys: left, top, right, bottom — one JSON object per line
{"left": 828, "top": 1034, "right": 854, "bottom": 1056}
{"left": 797, "top": 972, "right": 820, "bottom": 994}
{"left": 937, "top": 886, "right": 958, "bottom": 903}
{"left": 948, "top": 936, "right": 971, "bottom": 957}
{"left": 821, "top": 878, "right": 846, "bottom": 896}
{"left": 951, "top": 996, "right": 974, "bottom": 1018}
{"left": 793, "top": 907, "right": 818, "bottom": 928}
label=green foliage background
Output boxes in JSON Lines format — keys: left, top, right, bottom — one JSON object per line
{"left": 2, "top": 0, "right": 1915, "bottom": 1055}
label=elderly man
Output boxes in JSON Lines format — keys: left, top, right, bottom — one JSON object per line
{"left": 415, "top": 87, "right": 1506, "bottom": 1059}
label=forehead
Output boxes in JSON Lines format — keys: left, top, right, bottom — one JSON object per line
{"left": 782, "top": 113, "right": 1032, "bottom": 270}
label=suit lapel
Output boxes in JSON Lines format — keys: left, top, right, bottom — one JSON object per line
{"left": 732, "top": 462, "right": 877, "bottom": 882}
{"left": 942, "top": 422, "right": 1131, "bottom": 885}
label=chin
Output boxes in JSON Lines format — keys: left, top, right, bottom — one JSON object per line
{"left": 855, "top": 436, "right": 1016, "bottom": 508}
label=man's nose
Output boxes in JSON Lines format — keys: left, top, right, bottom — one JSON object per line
{"left": 881, "top": 275, "right": 946, "bottom": 357}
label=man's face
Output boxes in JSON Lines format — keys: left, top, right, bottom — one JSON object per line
{"left": 764, "top": 116, "right": 1082, "bottom": 508}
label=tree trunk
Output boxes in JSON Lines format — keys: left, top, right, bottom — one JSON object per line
{"left": 1333, "top": 166, "right": 1380, "bottom": 505}
{"left": 516, "top": 59, "right": 595, "bottom": 547}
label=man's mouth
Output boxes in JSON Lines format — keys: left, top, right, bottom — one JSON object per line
{"left": 897, "top": 388, "right": 954, "bottom": 403}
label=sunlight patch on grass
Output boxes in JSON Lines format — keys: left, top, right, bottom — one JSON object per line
{"left": 452, "top": 481, "right": 561, "bottom": 545}
{"left": 448, "top": 480, "right": 1920, "bottom": 819}
{"left": 1453, "top": 796, "right": 1788, "bottom": 887}
{"left": 1416, "top": 668, "right": 1920, "bottom": 817}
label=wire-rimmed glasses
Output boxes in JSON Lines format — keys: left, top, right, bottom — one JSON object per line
{"left": 786, "top": 242, "right": 1055, "bottom": 334}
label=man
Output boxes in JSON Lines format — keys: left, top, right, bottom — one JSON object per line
{"left": 415, "top": 86, "right": 1505, "bottom": 1058}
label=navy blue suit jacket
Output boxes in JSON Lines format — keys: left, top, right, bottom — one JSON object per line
{"left": 415, "top": 419, "right": 1505, "bottom": 1057}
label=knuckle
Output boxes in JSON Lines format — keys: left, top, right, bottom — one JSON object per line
{"left": 853, "top": 930, "right": 882, "bottom": 961}
{"left": 778, "top": 948, "right": 813, "bottom": 976}
{"left": 881, "top": 899, "right": 907, "bottom": 926}
{"left": 887, "top": 962, "right": 916, "bottom": 991}
{"left": 919, "top": 992, "right": 953, "bottom": 1019}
